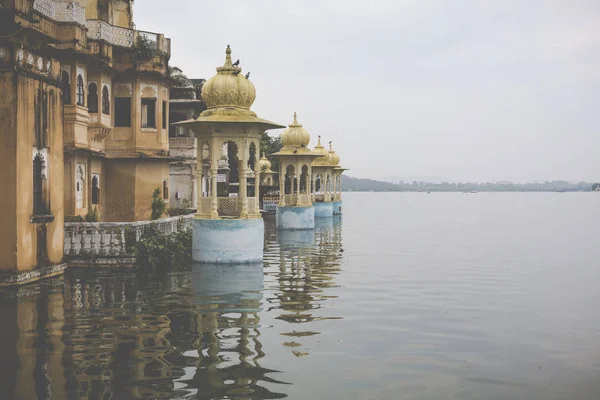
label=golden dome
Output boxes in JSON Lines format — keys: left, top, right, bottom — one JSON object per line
{"left": 328, "top": 142, "right": 341, "bottom": 166}
{"left": 312, "top": 136, "right": 330, "bottom": 166}
{"left": 281, "top": 112, "right": 311, "bottom": 148}
{"left": 201, "top": 45, "right": 256, "bottom": 111}
{"left": 258, "top": 153, "right": 272, "bottom": 171}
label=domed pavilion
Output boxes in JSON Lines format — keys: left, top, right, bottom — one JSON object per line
{"left": 174, "top": 45, "right": 284, "bottom": 263}
{"left": 328, "top": 142, "right": 348, "bottom": 215}
{"left": 270, "top": 112, "right": 322, "bottom": 229}
{"left": 310, "top": 136, "right": 335, "bottom": 217}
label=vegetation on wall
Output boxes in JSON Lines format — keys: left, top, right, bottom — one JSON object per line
{"left": 168, "top": 198, "right": 195, "bottom": 216}
{"left": 150, "top": 188, "right": 166, "bottom": 220}
{"left": 132, "top": 35, "right": 169, "bottom": 66}
{"left": 133, "top": 219, "right": 192, "bottom": 271}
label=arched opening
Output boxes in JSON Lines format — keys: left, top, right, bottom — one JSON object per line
{"left": 226, "top": 141, "right": 239, "bottom": 185}
{"left": 248, "top": 141, "right": 257, "bottom": 171}
{"left": 315, "top": 174, "right": 322, "bottom": 193}
{"left": 91, "top": 175, "right": 100, "bottom": 205}
{"left": 33, "top": 153, "right": 46, "bottom": 215}
{"left": 61, "top": 72, "right": 71, "bottom": 104}
{"left": 76, "top": 165, "right": 85, "bottom": 209}
{"left": 163, "top": 180, "right": 169, "bottom": 199}
{"left": 88, "top": 83, "right": 98, "bottom": 113}
{"left": 284, "top": 165, "right": 295, "bottom": 195}
{"left": 300, "top": 165, "right": 309, "bottom": 193}
{"left": 102, "top": 85, "right": 110, "bottom": 115}
{"left": 76, "top": 75, "right": 85, "bottom": 106}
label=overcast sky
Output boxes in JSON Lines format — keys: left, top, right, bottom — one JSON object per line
{"left": 135, "top": 0, "right": 599, "bottom": 183}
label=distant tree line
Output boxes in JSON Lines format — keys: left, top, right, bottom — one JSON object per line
{"left": 342, "top": 176, "right": 596, "bottom": 192}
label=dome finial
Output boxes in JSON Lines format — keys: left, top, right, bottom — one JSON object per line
{"left": 224, "top": 45, "right": 233, "bottom": 68}
{"left": 293, "top": 112, "right": 298, "bottom": 124}
{"left": 329, "top": 141, "right": 333, "bottom": 151}
{"left": 317, "top": 135, "right": 322, "bottom": 146}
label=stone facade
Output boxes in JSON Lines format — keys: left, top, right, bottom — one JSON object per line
{"left": 0, "top": 0, "right": 173, "bottom": 283}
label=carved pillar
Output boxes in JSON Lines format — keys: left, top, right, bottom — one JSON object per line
{"left": 295, "top": 163, "right": 301, "bottom": 206}
{"left": 279, "top": 164, "right": 286, "bottom": 207}
{"left": 239, "top": 141, "right": 248, "bottom": 219}
{"left": 254, "top": 162, "right": 260, "bottom": 215}
{"left": 210, "top": 137, "right": 219, "bottom": 219}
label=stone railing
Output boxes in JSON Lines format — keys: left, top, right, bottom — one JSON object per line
{"left": 55, "top": 1, "right": 85, "bottom": 25}
{"left": 314, "top": 194, "right": 325, "bottom": 202}
{"left": 64, "top": 215, "right": 193, "bottom": 258}
{"left": 284, "top": 194, "right": 297, "bottom": 206}
{"left": 197, "top": 197, "right": 263, "bottom": 218}
{"left": 32, "top": 0, "right": 54, "bottom": 19}
{"left": 247, "top": 198, "right": 257, "bottom": 215}
{"left": 86, "top": 20, "right": 170, "bottom": 56}
{"left": 298, "top": 194, "right": 311, "bottom": 206}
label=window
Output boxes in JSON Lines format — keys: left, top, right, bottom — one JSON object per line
{"left": 162, "top": 101, "right": 167, "bottom": 129}
{"left": 33, "top": 153, "right": 46, "bottom": 215}
{"left": 141, "top": 98, "right": 156, "bottom": 128}
{"left": 76, "top": 75, "right": 85, "bottom": 106}
{"left": 62, "top": 72, "right": 71, "bottom": 104}
{"left": 114, "top": 97, "right": 132, "bottom": 127}
{"left": 102, "top": 86, "right": 110, "bottom": 115}
{"left": 163, "top": 180, "right": 169, "bottom": 199}
{"left": 91, "top": 175, "right": 100, "bottom": 205}
{"left": 88, "top": 83, "right": 98, "bottom": 113}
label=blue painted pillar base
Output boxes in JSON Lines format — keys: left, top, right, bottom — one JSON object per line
{"left": 276, "top": 206, "right": 315, "bottom": 229}
{"left": 314, "top": 201, "right": 334, "bottom": 218}
{"left": 192, "top": 218, "right": 264, "bottom": 263}
{"left": 333, "top": 201, "right": 343, "bottom": 215}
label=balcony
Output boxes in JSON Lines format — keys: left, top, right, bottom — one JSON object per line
{"left": 86, "top": 20, "right": 171, "bottom": 57}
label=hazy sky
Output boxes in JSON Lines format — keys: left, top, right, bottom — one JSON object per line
{"left": 134, "top": 0, "right": 599, "bottom": 182}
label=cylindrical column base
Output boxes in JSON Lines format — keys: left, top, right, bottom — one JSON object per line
{"left": 276, "top": 206, "right": 315, "bottom": 230}
{"left": 314, "top": 201, "right": 334, "bottom": 218}
{"left": 192, "top": 218, "right": 264, "bottom": 263}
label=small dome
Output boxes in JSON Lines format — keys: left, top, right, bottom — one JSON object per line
{"left": 258, "top": 153, "right": 272, "bottom": 171}
{"left": 281, "top": 112, "right": 310, "bottom": 148}
{"left": 328, "top": 142, "right": 341, "bottom": 166}
{"left": 201, "top": 45, "right": 256, "bottom": 110}
{"left": 312, "top": 136, "right": 330, "bottom": 166}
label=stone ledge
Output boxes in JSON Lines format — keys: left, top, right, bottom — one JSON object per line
{"left": 67, "top": 257, "right": 136, "bottom": 267}
{"left": 0, "top": 263, "right": 67, "bottom": 287}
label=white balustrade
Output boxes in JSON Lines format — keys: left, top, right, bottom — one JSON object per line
{"left": 64, "top": 215, "right": 193, "bottom": 257}
{"left": 33, "top": 0, "right": 55, "bottom": 20}
{"left": 55, "top": 1, "right": 86, "bottom": 25}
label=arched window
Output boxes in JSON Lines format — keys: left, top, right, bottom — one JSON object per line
{"left": 61, "top": 72, "right": 71, "bottom": 104}
{"left": 33, "top": 153, "right": 46, "bottom": 215}
{"left": 102, "top": 85, "right": 110, "bottom": 115}
{"left": 91, "top": 175, "right": 100, "bottom": 205}
{"left": 88, "top": 83, "right": 98, "bottom": 113}
{"left": 163, "top": 180, "right": 169, "bottom": 199}
{"left": 76, "top": 75, "right": 85, "bottom": 106}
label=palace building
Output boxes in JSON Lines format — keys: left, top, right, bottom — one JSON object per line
{"left": 0, "top": 0, "right": 173, "bottom": 282}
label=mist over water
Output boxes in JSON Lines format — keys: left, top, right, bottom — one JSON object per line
{"left": 1, "top": 192, "right": 599, "bottom": 399}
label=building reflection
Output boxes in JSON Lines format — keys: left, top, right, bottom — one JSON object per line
{"left": 267, "top": 217, "right": 344, "bottom": 352}
{"left": 0, "top": 218, "right": 343, "bottom": 399}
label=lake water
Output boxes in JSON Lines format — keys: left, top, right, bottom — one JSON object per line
{"left": 1, "top": 192, "right": 599, "bottom": 399}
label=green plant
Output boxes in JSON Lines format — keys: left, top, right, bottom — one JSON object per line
{"left": 132, "top": 35, "right": 170, "bottom": 67}
{"left": 167, "top": 198, "right": 194, "bottom": 216}
{"left": 151, "top": 188, "right": 166, "bottom": 220}
{"left": 65, "top": 215, "right": 84, "bottom": 223}
{"left": 133, "top": 219, "right": 192, "bottom": 271}
{"left": 85, "top": 206, "right": 99, "bottom": 222}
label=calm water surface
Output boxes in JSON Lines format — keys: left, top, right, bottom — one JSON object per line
{"left": 1, "top": 192, "right": 600, "bottom": 399}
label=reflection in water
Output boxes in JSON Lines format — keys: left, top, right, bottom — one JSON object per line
{"left": 265, "top": 217, "right": 343, "bottom": 355}
{"left": 0, "top": 217, "right": 344, "bottom": 399}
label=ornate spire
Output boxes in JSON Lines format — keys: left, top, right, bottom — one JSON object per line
{"left": 329, "top": 141, "right": 333, "bottom": 151}
{"left": 290, "top": 112, "right": 302, "bottom": 127}
{"left": 217, "top": 45, "right": 241, "bottom": 73}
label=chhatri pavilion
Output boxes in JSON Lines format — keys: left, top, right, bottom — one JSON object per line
{"left": 312, "top": 138, "right": 348, "bottom": 216}
{"left": 271, "top": 113, "right": 322, "bottom": 229}
{"left": 175, "top": 45, "right": 284, "bottom": 263}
